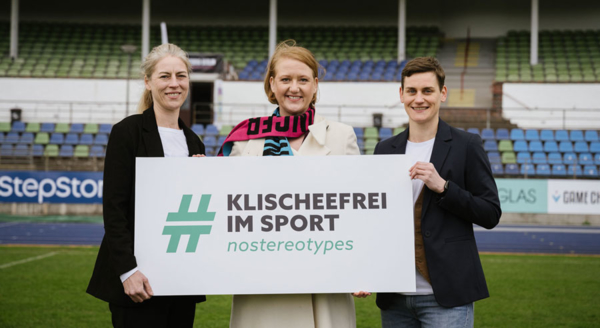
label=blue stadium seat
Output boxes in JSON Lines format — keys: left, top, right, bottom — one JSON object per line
{"left": 563, "top": 153, "right": 577, "bottom": 165}
{"left": 357, "top": 139, "right": 364, "bottom": 150}
{"left": 90, "top": 145, "right": 105, "bottom": 157}
{"left": 98, "top": 124, "right": 112, "bottom": 134}
{"left": 488, "top": 152, "right": 501, "bottom": 164}
{"left": 0, "top": 132, "right": 4, "bottom": 143}
{"left": 551, "top": 164, "right": 567, "bottom": 176}
{"left": 481, "top": 129, "right": 495, "bottom": 140}
{"left": 513, "top": 140, "right": 528, "bottom": 152}
{"left": 579, "top": 153, "right": 594, "bottom": 165}
{"left": 32, "top": 144, "right": 44, "bottom": 156}
{"left": 516, "top": 152, "right": 532, "bottom": 164}
{"left": 532, "top": 152, "right": 547, "bottom": 164}
{"left": 217, "top": 136, "right": 227, "bottom": 147}
{"left": 491, "top": 164, "right": 504, "bottom": 175}
{"left": 544, "top": 141, "right": 559, "bottom": 152}
{"left": 5, "top": 132, "right": 19, "bottom": 144}
{"left": 547, "top": 152, "right": 562, "bottom": 164}
{"left": 11, "top": 121, "right": 25, "bottom": 133}
{"left": 583, "top": 165, "right": 598, "bottom": 177}
{"left": 495, "top": 128, "right": 509, "bottom": 140}
{"left": 555, "top": 130, "right": 569, "bottom": 142}
{"left": 191, "top": 124, "right": 204, "bottom": 135}
{"left": 536, "top": 164, "right": 551, "bottom": 176}
{"left": 80, "top": 134, "right": 94, "bottom": 145}
{"left": 483, "top": 140, "right": 498, "bottom": 152}
{"left": 559, "top": 141, "right": 573, "bottom": 152}
{"left": 94, "top": 134, "right": 109, "bottom": 145}
{"left": 0, "top": 144, "right": 13, "bottom": 156}
{"left": 467, "top": 128, "right": 479, "bottom": 135}
{"left": 510, "top": 128, "right": 525, "bottom": 140}
{"left": 540, "top": 129, "right": 554, "bottom": 141}
{"left": 64, "top": 133, "right": 79, "bottom": 145}
{"left": 59, "top": 145, "right": 74, "bottom": 157}
{"left": 505, "top": 164, "right": 519, "bottom": 175}
{"left": 205, "top": 147, "right": 216, "bottom": 157}
{"left": 574, "top": 141, "right": 589, "bottom": 153}
{"left": 529, "top": 141, "right": 543, "bottom": 152}
{"left": 584, "top": 130, "right": 599, "bottom": 142}
{"left": 70, "top": 123, "right": 84, "bottom": 134}
{"left": 570, "top": 130, "right": 584, "bottom": 142}
{"left": 205, "top": 124, "right": 219, "bottom": 137}
{"left": 567, "top": 165, "right": 582, "bottom": 177}
{"left": 19, "top": 132, "right": 34, "bottom": 144}
{"left": 520, "top": 164, "right": 536, "bottom": 176}
{"left": 353, "top": 127, "right": 364, "bottom": 138}
{"left": 13, "top": 144, "right": 30, "bottom": 157}
{"left": 591, "top": 142, "right": 600, "bottom": 153}
{"left": 203, "top": 136, "right": 217, "bottom": 147}
{"left": 49, "top": 133, "right": 64, "bottom": 145}
{"left": 525, "top": 129, "right": 539, "bottom": 141}
{"left": 595, "top": 153, "right": 600, "bottom": 165}
{"left": 40, "top": 123, "right": 55, "bottom": 133}
{"left": 379, "top": 128, "right": 393, "bottom": 140}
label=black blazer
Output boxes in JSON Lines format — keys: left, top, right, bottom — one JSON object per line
{"left": 87, "top": 107, "right": 206, "bottom": 306}
{"left": 375, "top": 119, "right": 501, "bottom": 308}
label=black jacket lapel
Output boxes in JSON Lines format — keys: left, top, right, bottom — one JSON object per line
{"left": 141, "top": 107, "right": 165, "bottom": 157}
{"left": 421, "top": 119, "right": 452, "bottom": 220}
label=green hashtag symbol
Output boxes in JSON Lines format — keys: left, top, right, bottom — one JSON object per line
{"left": 162, "top": 194, "right": 215, "bottom": 253}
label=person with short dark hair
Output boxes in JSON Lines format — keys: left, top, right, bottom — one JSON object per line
{"left": 374, "top": 57, "right": 501, "bottom": 327}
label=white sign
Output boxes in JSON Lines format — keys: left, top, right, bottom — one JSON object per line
{"left": 547, "top": 180, "right": 600, "bottom": 215}
{"left": 135, "top": 155, "right": 415, "bottom": 295}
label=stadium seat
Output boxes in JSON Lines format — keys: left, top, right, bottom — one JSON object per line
{"left": 513, "top": 140, "right": 528, "bottom": 152}
{"left": 536, "top": 164, "right": 551, "bottom": 176}
{"left": 44, "top": 144, "right": 59, "bottom": 157}
{"left": 516, "top": 152, "right": 532, "bottom": 164}
{"left": 591, "top": 142, "right": 600, "bottom": 153}
{"left": 191, "top": 124, "right": 204, "bottom": 136}
{"left": 510, "top": 128, "right": 524, "bottom": 140}
{"left": 495, "top": 128, "right": 509, "bottom": 140}
{"left": 504, "top": 164, "right": 519, "bottom": 175}
{"left": 559, "top": 141, "right": 574, "bottom": 152}
{"left": 567, "top": 165, "right": 582, "bottom": 177}
{"left": 0, "top": 144, "right": 13, "bottom": 156}
{"left": 491, "top": 164, "right": 504, "bottom": 175}
{"left": 205, "top": 124, "right": 219, "bottom": 137}
{"left": 26, "top": 122, "right": 41, "bottom": 133}
{"left": 54, "top": 123, "right": 70, "bottom": 134}
{"left": 84, "top": 123, "right": 99, "bottom": 134}
{"left": 40, "top": 123, "right": 55, "bottom": 133}
{"left": 501, "top": 152, "right": 516, "bottom": 164}
{"left": 32, "top": 144, "right": 44, "bottom": 157}
{"left": 540, "top": 129, "right": 554, "bottom": 141}
{"left": 574, "top": 141, "right": 589, "bottom": 153}
{"left": 11, "top": 121, "right": 26, "bottom": 133}
{"left": 570, "top": 130, "right": 584, "bottom": 142}
{"left": 520, "top": 164, "right": 536, "bottom": 176}
{"left": 584, "top": 130, "right": 599, "bottom": 142}
{"left": 94, "top": 134, "right": 109, "bottom": 145}
{"left": 487, "top": 152, "right": 501, "bottom": 164}
{"left": 551, "top": 164, "right": 567, "bottom": 176}
{"left": 0, "top": 122, "right": 11, "bottom": 133}
{"left": 0, "top": 132, "right": 4, "bottom": 143}
{"left": 583, "top": 165, "right": 598, "bottom": 177}
{"left": 379, "top": 128, "right": 393, "bottom": 140}
{"left": 364, "top": 127, "right": 378, "bottom": 140}
{"left": 547, "top": 152, "right": 562, "bottom": 164}
{"left": 555, "top": 130, "right": 569, "bottom": 142}
{"left": 498, "top": 140, "right": 513, "bottom": 152}
{"left": 98, "top": 124, "right": 112, "bottom": 134}
{"left": 484, "top": 140, "right": 498, "bottom": 152}
{"left": 393, "top": 127, "right": 405, "bottom": 135}
{"left": 594, "top": 153, "right": 600, "bottom": 165}
{"left": 563, "top": 153, "right": 577, "bottom": 165}
{"left": 532, "top": 152, "right": 547, "bottom": 164}
{"left": 5, "top": 132, "right": 19, "bottom": 144}
{"left": 467, "top": 128, "right": 479, "bottom": 135}
{"left": 70, "top": 123, "right": 84, "bottom": 134}
{"left": 74, "top": 145, "right": 89, "bottom": 157}
{"left": 481, "top": 129, "right": 495, "bottom": 140}
{"left": 544, "top": 141, "right": 559, "bottom": 153}
{"left": 219, "top": 125, "right": 233, "bottom": 136}
{"left": 59, "top": 145, "right": 74, "bottom": 157}
{"left": 529, "top": 141, "right": 543, "bottom": 152}
{"left": 364, "top": 139, "right": 378, "bottom": 154}
{"left": 578, "top": 153, "right": 594, "bottom": 165}
{"left": 80, "top": 134, "right": 94, "bottom": 145}
{"left": 19, "top": 132, "right": 34, "bottom": 144}
{"left": 217, "top": 136, "right": 227, "bottom": 148}
{"left": 34, "top": 132, "right": 49, "bottom": 145}
{"left": 205, "top": 147, "right": 216, "bottom": 157}
{"left": 203, "top": 136, "right": 217, "bottom": 148}
{"left": 353, "top": 127, "right": 364, "bottom": 138}
{"left": 524, "top": 129, "right": 539, "bottom": 141}
{"left": 49, "top": 133, "right": 65, "bottom": 145}
{"left": 90, "top": 145, "right": 106, "bottom": 157}
{"left": 64, "top": 133, "right": 79, "bottom": 145}
{"left": 13, "top": 144, "right": 30, "bottom": 157}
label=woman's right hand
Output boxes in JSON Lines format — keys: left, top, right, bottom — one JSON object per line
{"left": 123, "top": 271, "right": 154, "bottom": 303}
{"left": 352, "top": 291, "right": 372, "bottom": 298}
{"left": 192, "top": 154, "right": 206, "bottom": 157}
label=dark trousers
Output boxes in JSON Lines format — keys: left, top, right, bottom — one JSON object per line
{"left": 109, "top": 299, "right": 196, "bottom": 328}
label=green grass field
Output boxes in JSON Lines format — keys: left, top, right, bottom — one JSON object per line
{"left": 0, "top": 246, "right": 598, "bottom": 327}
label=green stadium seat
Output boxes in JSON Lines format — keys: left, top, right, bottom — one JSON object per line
{"left": 0, "top": 122, "right": 11, "bottom": 133}
{"left": 26, "top": 122, "right": 41, "bottom": 133}
{"left": 83, "top": 123, "right": 99, "bottom": 134}
{"left": 364, "top": 127, "right": 378, "bottom": 140}
{"left": 54, "top": 123, "right": 70, "bottom": 133}
{"left": 44, "top": 144, "right": 59, "bottom": 157}
{"left": 74, "top": 145, "right": 89, "bottom": 157}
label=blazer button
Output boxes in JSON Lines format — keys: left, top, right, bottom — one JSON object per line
{"left": 424, "top": 231, "right": 431, "bottom": 237}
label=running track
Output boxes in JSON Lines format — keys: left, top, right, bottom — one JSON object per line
{"left": 0, "top": 222, "right": 599, "bottom": 255}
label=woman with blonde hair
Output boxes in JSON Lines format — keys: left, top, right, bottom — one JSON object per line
{"left": 87, "top": 43, "right": 205, "bottom": 328}
{"left": 219, "top": 40, "right": 361, "bottom": 328}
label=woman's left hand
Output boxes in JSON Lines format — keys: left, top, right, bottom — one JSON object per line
{"left": 192, "top": 154, "right": 206, "bottom": 157}
{"left": 352, "top": 291, "right": 371, "bottom": 298}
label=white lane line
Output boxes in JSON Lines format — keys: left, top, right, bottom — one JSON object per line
{"left": 475, "top": 227, "right": 600, "bottom": 234}
{"left": 0, "top": 222, "right": 22, "bottom": 228}
{"left": 0, "top": 252, "right": 58, "bottom": 269}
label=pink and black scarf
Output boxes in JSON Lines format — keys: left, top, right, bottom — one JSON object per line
{"left": 218, "top": 107, "right": 315, "bottom": 156}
